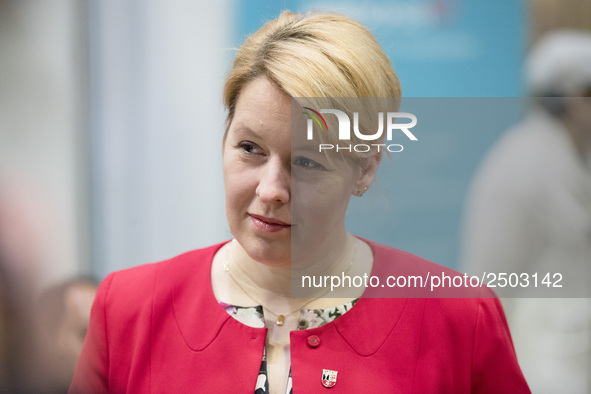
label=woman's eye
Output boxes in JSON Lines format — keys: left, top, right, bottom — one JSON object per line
{"left": 294, "top": 156, "right": 324, "bottom": 170}
{"left": 237, "top": 141, "right": 263, "bottom": 155}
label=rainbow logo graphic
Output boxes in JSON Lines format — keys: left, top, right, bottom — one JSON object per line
{"left": 302, "top": 107, "right": 329, "bottom": 132}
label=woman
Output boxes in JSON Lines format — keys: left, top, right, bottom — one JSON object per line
{"left": 70, "top": 11, "right": 530, "bottom": 393}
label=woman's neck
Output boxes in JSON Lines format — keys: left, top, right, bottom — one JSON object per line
{"left": 226, "top": 232, "right": 356, "bottom": 300}
{"left": 227, "top": 241, "right": 293, "bottom": 297}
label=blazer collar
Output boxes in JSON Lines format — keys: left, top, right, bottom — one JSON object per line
{"left": 169, "top": 240, "right": 413, "bottom": 355}
{"left": 169, "top": 241, "right": 265, "bottom": 351}
{"left": 330, "top": 241, "right": 411, "bottom": 356}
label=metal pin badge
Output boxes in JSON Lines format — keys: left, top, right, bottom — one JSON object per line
{"left": 321, "top": 369, "right": 338, "bottom": 388}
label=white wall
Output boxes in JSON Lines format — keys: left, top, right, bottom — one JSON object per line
{"left": 87, "top": 0, "right": 234, "bottom": 278}
{"left": 0, "top": 0, "right": 236, "bottom": 285}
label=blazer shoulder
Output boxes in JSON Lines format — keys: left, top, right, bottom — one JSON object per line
{"left": 101, "top": 243, "right": 226, "bottom": 309}
{"left": 366, "top": 240, "right": 490, "bottom": 299}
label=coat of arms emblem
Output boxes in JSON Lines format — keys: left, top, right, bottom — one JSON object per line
{"left": 321, "top": 369, "right": 338, "bottom": 388}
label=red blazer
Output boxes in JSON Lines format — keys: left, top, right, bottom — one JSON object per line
{"left": 70, "top": 241, "right": 530, "bottom": 393}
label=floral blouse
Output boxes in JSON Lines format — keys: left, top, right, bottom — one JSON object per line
{"left": 219, "top": 300, "right": 358, "bottom": 394}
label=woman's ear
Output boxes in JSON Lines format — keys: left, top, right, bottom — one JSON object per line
{"left": 352, "top": 151, "right": 382, "bottom": 197}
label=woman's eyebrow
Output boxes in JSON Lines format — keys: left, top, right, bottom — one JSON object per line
{"left": 231, "top": 126, "right": 262, "bottom": 140}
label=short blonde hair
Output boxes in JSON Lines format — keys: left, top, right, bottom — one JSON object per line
{"left": 223, "top": 11, "right": 401, "bottom": 157}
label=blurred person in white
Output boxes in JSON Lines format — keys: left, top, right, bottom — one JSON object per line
{"left": 462, "top": 30, "right": 591, "bottom": 393}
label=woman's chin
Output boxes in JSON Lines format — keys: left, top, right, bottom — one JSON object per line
{"left": 239, "top": 238, "right": 292, "bottom": 267}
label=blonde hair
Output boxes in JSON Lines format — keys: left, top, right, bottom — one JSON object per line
{"left": 223, "top": 10, "right": 401, "bottom": 158}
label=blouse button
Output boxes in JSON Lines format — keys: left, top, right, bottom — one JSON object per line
{"left": 307, "top": 335, "right": 321, "bottom": 348}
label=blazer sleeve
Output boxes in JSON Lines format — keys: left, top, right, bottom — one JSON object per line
{"left": 68, "top": 273, "right": 114, "bottom": 394}
{"left": 470, "top": 296, "right": 531, "bottom": 393}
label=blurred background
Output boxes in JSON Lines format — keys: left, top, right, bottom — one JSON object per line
{"left": 1, "top": 0, "right": 590, "bottom": 391}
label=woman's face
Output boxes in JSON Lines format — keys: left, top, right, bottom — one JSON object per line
{"left": 223, "top": 78, "right": 378, "bottom": 267}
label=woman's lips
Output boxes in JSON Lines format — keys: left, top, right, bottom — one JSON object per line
{"left": 249, "top": 214, "right": 291, "bottom": 233}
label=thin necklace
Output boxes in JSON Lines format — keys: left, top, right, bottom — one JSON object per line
{"left": 223, "top": 239, "right": 357, "bottom": 326}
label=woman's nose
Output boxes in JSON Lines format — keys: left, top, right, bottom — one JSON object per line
{"left": 256, "top": 159, "right": 290, "bottom": 204}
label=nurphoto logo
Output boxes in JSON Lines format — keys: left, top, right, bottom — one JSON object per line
{"left": 303, "top": 107, "right": 418, "bottom": 153}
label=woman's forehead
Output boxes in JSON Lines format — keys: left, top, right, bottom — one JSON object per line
{"left": 235, "top": 78, "right": 292, "bottom": 118}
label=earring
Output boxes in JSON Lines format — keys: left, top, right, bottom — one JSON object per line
{"left": 357, "top": 186, "right": 368, "bottom": 197}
